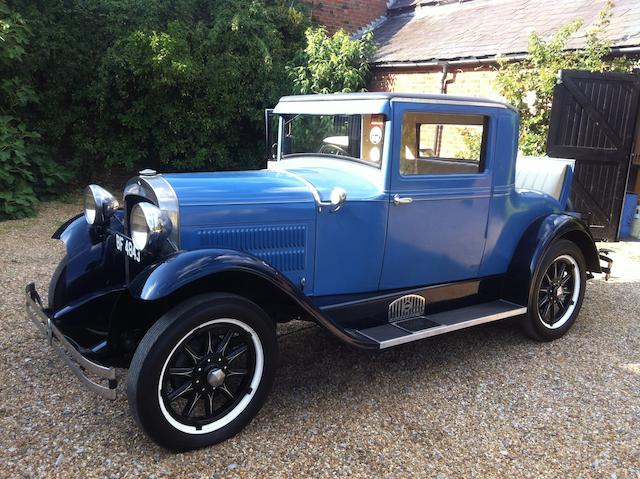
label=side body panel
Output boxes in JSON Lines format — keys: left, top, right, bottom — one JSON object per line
{"left": 380, "top": 100, "right": 497, "bottom": 289}
{"left": 479, "top": 112, "right": 567, "bottom": 277}
{"left": 282, "top": 164, "right": 389, "bottom": 296}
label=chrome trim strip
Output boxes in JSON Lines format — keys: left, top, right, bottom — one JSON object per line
{"left": 278, "top": 169, "right": 326, "bottom": 206}
{"left": 391, "top": 194, "right": 491, "bottom": 202}
{"left": 175, "top": 200, "right": 314, "bottom": 207}
{"left": 124, "top": 174, "right": 180, "bottom": 248}
{"left": 392, "top": 186, "right": 493, "bottom": 195}
{"left": 378, "top": 301, "right": 527, "bottom": 349}
{"left": 25, "top": 283, "right": 117, "bottom": 400}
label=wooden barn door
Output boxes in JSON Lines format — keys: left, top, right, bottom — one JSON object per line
{"left": 547, "top": 69, "right": 640, "bottom": 241}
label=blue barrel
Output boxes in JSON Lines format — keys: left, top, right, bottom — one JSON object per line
{"left": 620, "top": 192, "right": 639, "bottom": 239}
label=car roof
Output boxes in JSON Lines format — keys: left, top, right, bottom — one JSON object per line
{"left": 277, "top": 92, "right": 516, "bottom": 111}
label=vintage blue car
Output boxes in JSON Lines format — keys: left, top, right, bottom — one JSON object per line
{"left": 26, "top": 93, "right": 611, "bottom": 451}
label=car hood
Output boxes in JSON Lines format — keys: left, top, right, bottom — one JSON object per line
{"left": 162, "top": 170, "right": 315, "bottom": 206}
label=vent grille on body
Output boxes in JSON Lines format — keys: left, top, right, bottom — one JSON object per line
{"left": 197, "top": 225, "right": 306, "bottom": 272}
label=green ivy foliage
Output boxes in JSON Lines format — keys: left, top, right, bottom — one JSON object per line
{"left": 1, "top": 0, "right": 309, "bottom": 220}
{"left": 287, "top": 27, "right": 377, "bottom": 94}
{"left": 495, "top": 1, "right": 636, "bottom": 156}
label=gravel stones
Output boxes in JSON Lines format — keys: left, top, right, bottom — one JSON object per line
{"left": 0, "top": 200, "right": 638, "bottom": 477}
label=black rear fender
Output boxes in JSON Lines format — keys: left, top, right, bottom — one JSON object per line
{"left": 504, "top": 213, "right": 600, "bottom": 305}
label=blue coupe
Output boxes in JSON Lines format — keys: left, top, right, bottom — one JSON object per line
{"left": 26, "top": 93, "right": 611, "bottom": 451}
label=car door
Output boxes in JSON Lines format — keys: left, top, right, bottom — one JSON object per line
{"left": 379, "top": 101, "right": 495, "bottom": 290}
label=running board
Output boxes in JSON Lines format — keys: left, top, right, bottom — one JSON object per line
{"left": 355, "top": 300, "right": 527, "bottom": 349}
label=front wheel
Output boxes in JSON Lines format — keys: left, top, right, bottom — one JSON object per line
{"left": 524, "top": 239, "right": 587, "bottom": 341}
{"left": 127, "top": 293, "right": 277, "bottom": 451}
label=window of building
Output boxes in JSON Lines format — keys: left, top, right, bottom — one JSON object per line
{"left": 400, "top": 112, "right": 487, "bottom": 176}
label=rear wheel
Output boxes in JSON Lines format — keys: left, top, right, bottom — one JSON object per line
{"left": 524, "top": 239, "right": 586, "bottom": 341}
{"left": 127, "top": 293, "right": 277, "bottom": 451}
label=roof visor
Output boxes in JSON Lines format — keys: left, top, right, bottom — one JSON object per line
{"left": 273, "top": 98, "right": 391, "bottom": 116}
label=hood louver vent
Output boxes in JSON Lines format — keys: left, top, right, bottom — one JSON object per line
{"left": 197, "top": 225, "right": 307, "bottom": 272}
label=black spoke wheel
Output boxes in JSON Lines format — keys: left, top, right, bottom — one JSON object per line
{"left": 537, "top": 255, "right": 578, "bottom": 328}
{"left": 127, "top": 293, "right": 277, "bottom": 451}
{"left": 524, "top": 239, "right": 586, "bottom": 341}
{"left": 160, "top": 322, "right": 256, "bottom": 429}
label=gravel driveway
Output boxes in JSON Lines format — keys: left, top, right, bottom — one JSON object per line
{"left": 1, "top": 200, "right": 639, "bottom": 478}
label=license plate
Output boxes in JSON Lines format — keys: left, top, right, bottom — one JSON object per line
{"left": 115, "top": 233, "right": 141, "bottom": 263}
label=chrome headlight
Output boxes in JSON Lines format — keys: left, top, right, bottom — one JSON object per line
{"left": 84, "top": 185, "right": 119, "bottom": 226}
{"left": 130, "top": 202, "right": 172, "bottom": 251}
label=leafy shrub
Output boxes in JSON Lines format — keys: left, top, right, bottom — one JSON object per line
{"left": 0, "top": 3, "right": 67, "bottom": 220}
{"left": 496, "top": 1, "right": 636, "bottom": 155}
{"left": 95, "top": 2, "right": 309, "bottom": 171}
{"left": 455, "top": 129, "right": 483, "bottom": 161}
{"left": 7, "top": 0, "right": 309, "bottom": 186}
{"left": 287, "top": 27, "right": 377, "bottom": 94}
{"left": 1, "top": 1, "right": 382, "bottom": 220}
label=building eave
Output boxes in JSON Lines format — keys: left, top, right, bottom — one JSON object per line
{"left": 371, "top": 45, "right": 640, "bottom": 69}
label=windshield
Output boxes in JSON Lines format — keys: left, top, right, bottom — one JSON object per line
{"left": 281, "top": 114, "right": 385, "bottom": 167}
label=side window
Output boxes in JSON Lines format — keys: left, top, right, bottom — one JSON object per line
{"left": 400, "top": 112, "right": 487, "bottom": 176}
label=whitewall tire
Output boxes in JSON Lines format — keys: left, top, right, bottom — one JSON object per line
{"left": 127, "top": 293, "right": 277, "bottom": 451}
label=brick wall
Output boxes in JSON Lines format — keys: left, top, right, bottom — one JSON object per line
{"left": 370, "top": 65, "right": 506, "bottom": 166}
{"left": 303, "top": 0, "right": 389, "bottom": 33}
{"left": 369, "top": 65, "right": 505, "bottom": 101}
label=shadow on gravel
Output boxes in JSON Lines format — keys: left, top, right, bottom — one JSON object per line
{"left": 265, "top": 317, "right": 528, "bottom": 416}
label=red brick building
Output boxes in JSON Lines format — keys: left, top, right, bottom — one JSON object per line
{"left": 303, "top": 0, "right": 390, "bottom": 34}
{"left": 306, "top": 0, "right": 640, "bottom": 100}
{"left": 368, "top": 0, "right": 640, "bottom": 99}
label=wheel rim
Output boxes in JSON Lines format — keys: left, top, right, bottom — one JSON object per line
{"left": 537, "top": 254, "right": 581, "bottom": 330}
{"left": 158, "top": 318, "right": 264, "bottom": 435}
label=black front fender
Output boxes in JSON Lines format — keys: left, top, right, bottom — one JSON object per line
{"left": 128, "top": 249, "right": 378, "bottom": 349}
{"left": 52, "top": 211, "right": 126, "bottom": 305}
{"left": 504, "top": 213, "right": 600, "bottom": 305}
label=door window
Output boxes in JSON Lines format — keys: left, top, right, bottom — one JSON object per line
{"left": 400, "top": 112, "right": 487, "bottom": 176}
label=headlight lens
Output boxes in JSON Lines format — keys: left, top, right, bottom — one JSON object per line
{"left": 84, "top": 185, "right": 119, "bottom": 226}
{"left": 84, "top": 188, "right": 97, "bottom": 224}
{"left": 130, "top": 202, "right": 172, "bottom": 251}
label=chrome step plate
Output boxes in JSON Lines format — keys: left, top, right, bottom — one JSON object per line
{"left": 357, "top": 300, "right": 527, "bottom": 349}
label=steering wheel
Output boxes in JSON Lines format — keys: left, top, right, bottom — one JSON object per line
{"left": 319, "top": 144, "right": 348, "bottom": 156}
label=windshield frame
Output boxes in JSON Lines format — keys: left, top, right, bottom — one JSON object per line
{"left": 277, "top": 113, "right": 385, "bottom": 169}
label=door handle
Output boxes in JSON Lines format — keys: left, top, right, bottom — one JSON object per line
{"left": 393, "top": 194, "right": 413, "bottom": 205}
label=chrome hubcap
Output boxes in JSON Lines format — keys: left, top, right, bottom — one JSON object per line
{"left": 207, "top": 368, "right": 226, "bottom": 387}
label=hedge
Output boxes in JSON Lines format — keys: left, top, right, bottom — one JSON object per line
{"left": 1, "top": 0, "right": 378, "bottom": 220}
{"left": 1, "top": 0, "right": 309, "bottom": 219}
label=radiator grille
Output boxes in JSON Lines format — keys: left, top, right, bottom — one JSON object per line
{"left": 197, "top": 225, "right": 307, "bottom": 272}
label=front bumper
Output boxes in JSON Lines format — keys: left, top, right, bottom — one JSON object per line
{"left": 25, "top": 283, "right": 117, "bottom": 400}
